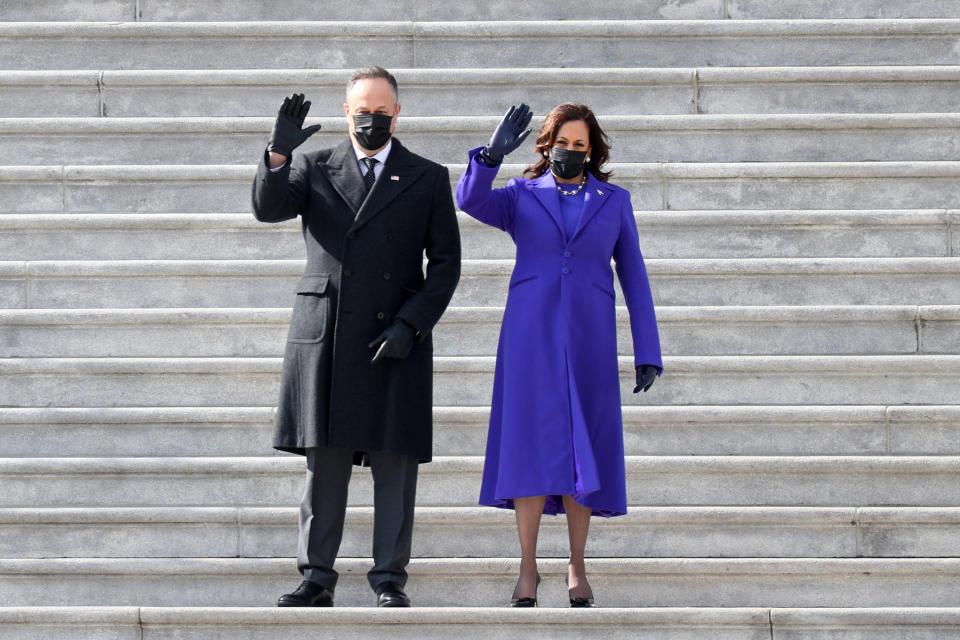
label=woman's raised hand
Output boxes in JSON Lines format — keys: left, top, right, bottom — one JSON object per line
{"left": 481, "top": 103, "right": 534, "bottom": 165}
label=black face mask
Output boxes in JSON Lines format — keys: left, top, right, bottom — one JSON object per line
{"left": 353, "top": 113, "right": 394, "bottom": 151}
{"left": 549, "top": 147, "right": 588, "bottom": 180}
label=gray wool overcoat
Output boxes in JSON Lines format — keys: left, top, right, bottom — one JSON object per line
{"left": 251, "top": 138, "right": 461, "bottom": 463}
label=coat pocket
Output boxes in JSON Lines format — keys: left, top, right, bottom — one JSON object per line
{"left": 288, "top": 273, "right": 331, "bottom": 344}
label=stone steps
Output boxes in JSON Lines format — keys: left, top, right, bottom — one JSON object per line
{"left": 9, "top": 114, "right": 960, "bottom": 164}
{"left": 0, "top": 304, "right": 945, "bottom": 357}
{"left": 4, "top": 454, "right": 960, "bottom": 508}
{"left": 3, "top": 405, "right": 957, "bottom": 458}
{"left": 8, "top": 162, "right": 960, "bottom": 212}
{"left": 4, "top": 557, "right": 960, "bottom": 607}
{"left": 2, "top": 210, "right": 953, "bottom": 260}
{"left": 3, "top": 20, "right": 960, "bottom": 70}
{"left": 0, "top": 354, "right": 957, "bottom": 407}
{"left": 10, "top": 0, "right": 960, "bottom": 21}
{"left": 2, "top": 257, "right": 958, "bottom": 308}
{"left": 8, "top": 67, "right": 960, "bottom": 117}
{"left": 9, "top": 606, "right": 960, "bottom": 640}
{"left": 3, "top": 505, "right": 960, "bottom": 559}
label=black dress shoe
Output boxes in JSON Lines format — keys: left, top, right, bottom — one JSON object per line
{"left": 376, "top": 582, "right": 411, "bottom": 607}
{"left": 510, "top": 573, "right": 541, "bottom": 608}
{"left": 277, "top": 580, "right": 334, "bottom": 607}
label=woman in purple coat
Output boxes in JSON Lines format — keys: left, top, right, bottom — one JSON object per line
{"left": 456, "top": 103, "right": 663, "bottom": 608}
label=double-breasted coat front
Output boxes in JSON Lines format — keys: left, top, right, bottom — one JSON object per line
{"left": 252, "top": 139, "right": 461, "bottom": 463}
{"left": 456, "top": 147, "right": 662, "bottom": 517}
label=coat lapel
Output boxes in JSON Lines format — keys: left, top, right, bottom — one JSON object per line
{"left": 350, "top": 139, "right": 423, "bottom": 232}
{"left": 528, "top": 172, "right": 565, "bottom": 239}
{"left": 318, "top": 139, "right": 368, "bottom": 215}
{"left": 568, "top": 173, "right": 613, "bottom": 243}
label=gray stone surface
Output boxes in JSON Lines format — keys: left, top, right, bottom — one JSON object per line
{"left": 139, "top": 0, "right": 727, "bottom": 21}
{"left": 8, "top": 606, "right": 960, "bottom": 640}
{"left": 8, "top": 162, "right": 960, "bottom": 213}
{"left": 887, "top": 406, "right": 960, "bottom": 455}
{"left": 7, "top": 257, "right": 960, "bottom": 309}
{"left": 10, "top": 114, "right": 960, "bottom": 164}
{"left": 0, "top": 606, "right": 772, "bottom": 640}
{"left": 858, "top": 508, "right": 960, "bottom": 557}
{"left": 0, "top": 607, "right": 139, "bottom": 640}
{"left": 771, "top": 607, "right": 960, "bottom": 639}
{"left": 0, "top": 0, "right": 133, "bottom": 21}
{"left": 8, "top": 405, "right": 950, "bottom": 458}
{"left": 2, "top": 210, "right": 949, "bottom": 261}
{"left": 0, "top": 66, "right": 953, "bottom": 117}
{"left": 4, "top": 454, "right": 960, "bottom": 508}
{"left": 727, "top": 0, "right": 960, "bottom": 18}
{"left": 0, "top": 407, "right": 281, "bottom": 458}
{"left": 3, "top": 21, "right": 960, "bottom": 70}
{"left": 2, "top": 354, "right": 960, "bottom": 408}
{"left": 698, "top": 66, "right": 960, "bottom": 115}
{"left": 0, "top": 505, "right": 865, "bottom": 559}
{"left": 0, "top": 305, "right": 927, "bottom": 358}
{"left": 0, "top": 71, "right": 101, "bottom": 117}
{"left": 3, "top": 557, "right": 960, "bottom": 607}
{"left": 100, "top": 68, "right": 697, "bottom": 117}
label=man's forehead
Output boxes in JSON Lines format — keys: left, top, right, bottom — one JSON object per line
{"left": 347, "top": 78, "right": 394, "bottom": 101}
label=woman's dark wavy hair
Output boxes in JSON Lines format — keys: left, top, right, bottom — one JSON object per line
{"left": 522, "top": 102, "right": 612, "bottom": 182}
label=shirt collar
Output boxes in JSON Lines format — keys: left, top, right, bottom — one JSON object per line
{"left": 352, "top": 138, "right": 393, "bottom": 167}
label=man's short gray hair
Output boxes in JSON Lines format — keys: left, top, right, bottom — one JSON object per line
{"left": 346, "top": 66, "right": 399, "bottom": 104}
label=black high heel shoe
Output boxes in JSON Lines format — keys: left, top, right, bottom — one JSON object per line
{"left": 510, "top": 573, "right": 541, "bottom": 607}
{"left": 566, "top": 575, "right": 595, "bottom": 608}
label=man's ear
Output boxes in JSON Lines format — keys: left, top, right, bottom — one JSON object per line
{"left": 343, "top": 103, "right": 350, "bottom": 117}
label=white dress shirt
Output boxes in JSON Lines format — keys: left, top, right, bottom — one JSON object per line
{"left": 354, "top": 139, "right": 392, "bottom": 182}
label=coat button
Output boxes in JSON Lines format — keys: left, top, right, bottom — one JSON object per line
{"left": 344, "top": 269, "right": 352, "bottom": 277}
{"left": 377, "top": 312, "right": 385, "bottom": 320}
{"left": 562, "top": 267, "right": 570, "bottom": 275}
{"left": 563, "top": 251, "right": 572, "bottom": 258}
{"left": 347, "top": 232, "right": 355, "bottom": 240}
{"left": 383, "top": 272, "right": 391, "bottom": 280}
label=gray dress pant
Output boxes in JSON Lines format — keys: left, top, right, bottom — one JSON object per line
{"left": 298, "top": 446, "right": 418, "bottom": 592}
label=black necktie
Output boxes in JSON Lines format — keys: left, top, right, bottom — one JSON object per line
{"left": 362, "top": 157, "right": 378, "bottom": 192}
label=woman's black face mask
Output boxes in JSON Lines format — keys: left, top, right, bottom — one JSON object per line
{"left": 353, "top": 113, "right": 394, "bottom": 150}
{"left": 549, "top": 147, "right": 588, "bottom": 180}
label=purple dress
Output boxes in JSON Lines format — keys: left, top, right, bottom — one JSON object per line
{"left": 456, "top": 148, "right": 662, "bottom": 517}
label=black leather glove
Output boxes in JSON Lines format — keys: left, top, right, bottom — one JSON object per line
{"left": 479, "top": 103, "right": 533, "bottom": 166}
{"left": 369, "top": 320, "right": 416, "bottom": 364}
{"left": 267, "top": 93, "right": 322, "bottom": 158}
{"left": 633, "top": 365, "right": 659, "bottom": 393}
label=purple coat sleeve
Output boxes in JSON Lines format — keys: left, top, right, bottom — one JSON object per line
{"left": 613, "top": 193, "right": 664, "bottom": 373}
{"left": 455, "top": 146, "right": 519, "bottom": 236}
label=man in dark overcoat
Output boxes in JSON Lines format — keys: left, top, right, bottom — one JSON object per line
{"left": 251, "top": 66, "right": 461, "bottom": 608}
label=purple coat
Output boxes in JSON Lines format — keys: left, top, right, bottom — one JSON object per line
{"left": 456, "top": 148, "right": 662, "bottom": 518}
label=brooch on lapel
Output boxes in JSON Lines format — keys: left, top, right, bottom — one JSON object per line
{"left": 597, "top": 189, "right": 604, "bottom": 196}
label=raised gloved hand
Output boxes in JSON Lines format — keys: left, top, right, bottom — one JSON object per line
{"left": 633, "top": 364, "right": 659, "bottom": 393}
{"left": 369, "top": 319, "right": 416, "bottom": 364}
{"left": 479, "top": 103, "right": 533, "bottom": 167}
{"left": 267, "top": 93, "right": 322, "bottom": 158}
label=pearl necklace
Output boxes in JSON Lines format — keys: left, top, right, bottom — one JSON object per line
{"left": 556, "top": 174, "right": 587, "bottom": 196}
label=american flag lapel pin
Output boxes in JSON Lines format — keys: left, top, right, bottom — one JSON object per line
{"left": 390, "top": 175, "right": 400, "bottom": 181}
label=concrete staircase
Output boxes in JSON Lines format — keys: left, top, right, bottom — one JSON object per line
{"left": 2, "top": 1, "right": 960, "bottom": 638}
